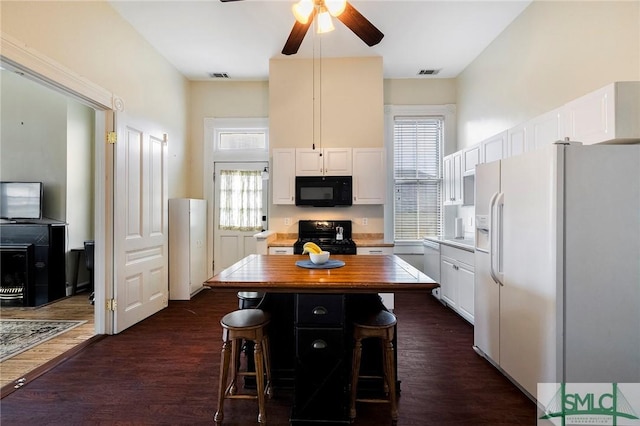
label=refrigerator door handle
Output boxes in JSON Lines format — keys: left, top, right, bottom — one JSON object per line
{"left": 489, "top": 192, "right": 505, "bottom": 286}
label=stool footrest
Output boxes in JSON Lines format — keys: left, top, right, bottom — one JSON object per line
{"left": 356, "top": 398, "right": 391, "bottom": 404}
{"left": 224, "top": 394, "right": 259, "bottom": 400}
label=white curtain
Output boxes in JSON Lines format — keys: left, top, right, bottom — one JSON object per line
{"left": 219, "top": 170, "right": 263, "bottom": 231}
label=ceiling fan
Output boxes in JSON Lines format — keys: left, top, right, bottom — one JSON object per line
{"left": 220, "top": 0, "right": 384, "bottom": 55}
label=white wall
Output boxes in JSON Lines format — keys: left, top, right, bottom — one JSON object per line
{"left": 66, "top": 100, "right": 94, "bottom": 247}
{"left": 0, "top": 70, "right": 67, "bottom": 221}
{"left": 456, "top": 0, "right": 640, "bottom": 149}
{"left": 1, "top": 70, "right": 96, "bottom": 286}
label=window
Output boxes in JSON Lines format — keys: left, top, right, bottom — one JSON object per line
{"left": 218, "top": 169, "right": 263, "bottom": 231}
{"left": 217, "top": 131, "right": 267, "bottom": 151}
{"left": 393, "top": 116, "right": 442, "bottom": 241}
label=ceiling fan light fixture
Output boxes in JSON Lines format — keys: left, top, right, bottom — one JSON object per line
{"left": 317, "top": 7, "right": 335, "bottom": 33}
{"left": 325, "top": 0, "right": 346, "bottom": 17}
{"left": 292, "top": 0, "right": 314, "bottom": 24}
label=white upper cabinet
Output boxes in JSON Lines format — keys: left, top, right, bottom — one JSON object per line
{"left": 564, "top": 81, "right": 640, "bottom": 145}
{"left": 272, "top": 148, "right": 296, "bottom": 205}
{"left": 447, "top": 82, "right": 639, "bottom": 187}
{"left": 352, "top": 148, "right": 385, "bottom": 204}
{"left": 508, "top": 108, "right": 564, "bottom": 158}
{"left": 295, "top": 148, "right": 352, "bottom": 176}
{"left": 295, "top": 148, "right": 323, "bottom": 175}
{"left": 481, "top": 131, "right": 507, "bottom": 164}
{"left": 443, "top": 151, "right": 462, "bottom": 205}
{"left": 323, "top": 148, "right": 353, "bottom": 175}
{"left": 462, "top": 145, "right": 481, "bottom": 175}
{"left": 507, "top": 123, "right": 527, "bottom": 158}
{"left": 529, "top": 108, "right": 564, "bottom": 150}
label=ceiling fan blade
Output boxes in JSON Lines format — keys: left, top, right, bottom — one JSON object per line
{"left": 219, "top": 0, "right": 244, "bottom": 2}
{"left": 282, "top": 10, "right": 316, "bottom": 55}
{"left": 336, "top": 2, "right": 384, "bottom": 47}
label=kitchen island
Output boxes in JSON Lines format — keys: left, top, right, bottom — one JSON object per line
{"left": 205, "top": 254, "right": 438, "bottom": 425}
{"left": 205, "top": 254, "right": 437, "bottom": 293}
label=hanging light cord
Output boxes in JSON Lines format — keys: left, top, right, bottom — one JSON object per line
{"left": 319, "top": 30, "right": 323, "bottom": 154}
{"left": 312, "top": 16, "right": 316, "bottom": 150}
{"left": 311, "top": 12, "right": 323, "bottom": 153}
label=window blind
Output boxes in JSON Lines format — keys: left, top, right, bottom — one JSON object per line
{"left": 393, "top": 117, "right": 442, "bottom": 240}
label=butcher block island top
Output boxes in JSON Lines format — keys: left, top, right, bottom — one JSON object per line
{"left": 205, "top": 254, "right": 438, "bottom": 293}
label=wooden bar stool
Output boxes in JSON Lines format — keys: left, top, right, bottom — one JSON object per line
{"left": 236, "top": 292, "right": 266, "bottom": 387}
{"left": 349, "top": 310, "right": 398, "bottom": 425}
{"left": 237, "top": 291, "right": 265, "bottom": 310}
{"left": 214, "top": 309, "right": 272, "bottom": 425}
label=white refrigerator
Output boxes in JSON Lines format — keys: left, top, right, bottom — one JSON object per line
{"left": 473, "top": 142, "right": 640, "bottom": 400}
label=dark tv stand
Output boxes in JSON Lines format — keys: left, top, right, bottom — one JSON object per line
{"left": 0, "top": 218, "right": 67, "bottom": 307}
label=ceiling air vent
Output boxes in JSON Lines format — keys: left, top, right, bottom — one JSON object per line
{"left": 417, "top": 69, "right": 441, "bottom": 76}
{"left": 208, "top": 72, "right": 230, "bottom": 79}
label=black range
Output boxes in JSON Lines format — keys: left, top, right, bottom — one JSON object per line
{"left": 293, "top": 220, "right": 357, "bottom": 255}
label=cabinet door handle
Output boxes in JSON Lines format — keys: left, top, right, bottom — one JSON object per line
{"left": 312, "top": 306, "right": 328, "bottom": 315}
{"left": 312, "top": 339, "right": 327, "bottom": 349}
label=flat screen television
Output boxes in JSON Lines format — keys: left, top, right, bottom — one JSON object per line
{"left": 0, "top": 182, "right": 43, "bottom": 220}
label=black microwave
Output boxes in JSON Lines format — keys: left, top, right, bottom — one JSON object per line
{"left": 295, "top": 176, "right": 353, "bottom": 207}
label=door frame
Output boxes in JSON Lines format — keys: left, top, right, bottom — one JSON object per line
{"left": 1, "top": 33, "right": 119, "bottom": 334}
{"left": 203, "top": 117, "right": 269, "bottom": 278}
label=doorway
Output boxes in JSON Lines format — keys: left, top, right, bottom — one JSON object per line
{"left": 213, "top": 162, "right": 268, "bottom": 274}
{"left": 203, "top": 117, "right": 269, "bottom": 277}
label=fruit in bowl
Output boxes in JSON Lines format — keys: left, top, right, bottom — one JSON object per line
{"left": 302, "top": 242, "right": 330, "bottom": 264}
{"left": 309, "top": 251, "right": 330, "bottom": 265}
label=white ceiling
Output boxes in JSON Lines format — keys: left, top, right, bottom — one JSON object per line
{"left": 109, "top": 0, "right": 531, "bottom": 81}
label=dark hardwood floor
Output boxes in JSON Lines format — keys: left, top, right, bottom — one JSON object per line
{"left": 0, "top": 288, "right": 535, "bottom": 425}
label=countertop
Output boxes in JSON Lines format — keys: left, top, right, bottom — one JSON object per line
{"left": 205, "top": 254, "right": 437, "bottom": 293}
{"left": 262, "top": 232, "right": 393, "bottom": 248}
{"left": 424, "top": 236, "right": 475, "bottom": 252}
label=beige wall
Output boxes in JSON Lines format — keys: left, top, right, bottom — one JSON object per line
{"left": 456, "top": 0, "right": 640, "bottom": 149}
{"left": 188, "top": 80, "right": 269, "bottom": 198}
{"left": 1, "top": 1, "right": 190, "bottom": 198}
{"left": 269, "top": 57, "right": 384, "bottom": 150}
{"left": 384, "top": 78, "right": 457, "bottom": 105}
{"left": 188, "top": 60, "right": 455, "bottom": 235}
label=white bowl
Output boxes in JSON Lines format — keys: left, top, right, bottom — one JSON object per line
{"left": 309, "top": 251, "right": 330, "bottom": 265}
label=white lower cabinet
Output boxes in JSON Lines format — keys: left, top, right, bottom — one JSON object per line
{"left": 357, "top": 246, "right": 394, "bottom": 310}
{"left": 440, "top": 245, "right": 474, "bottom": 324}
{"left": 268, "top": 247, "right": 294, "bottom": 255}
{"left": 169, "top": 198, "right": 207, "bottom": 300}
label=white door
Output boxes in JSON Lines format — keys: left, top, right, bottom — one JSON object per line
{"left": 213, "top": 162, "right": 268, "bottom": 274}
{"left": 112, "top": 113, "right": 168, "bottom": 333}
